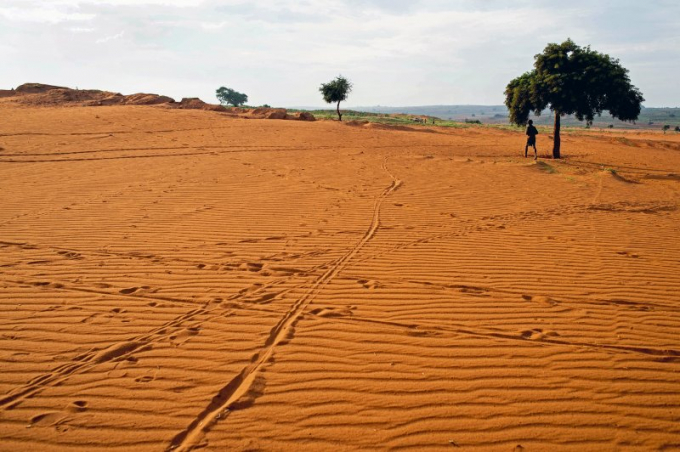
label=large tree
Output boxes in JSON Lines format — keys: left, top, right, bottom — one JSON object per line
{"left": 505, "top": 39, "right": 644, "bottom": 159}
{"left": 216, "top": 86, "right": 248, "bottom": 107}
{"left": 319, "top": 75, "right": 352, "bottom": 121}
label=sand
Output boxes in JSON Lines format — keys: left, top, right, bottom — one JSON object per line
{"left": 0, "top": 102, "right": 679, "bottom": 451}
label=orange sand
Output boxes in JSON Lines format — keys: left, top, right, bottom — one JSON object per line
{"left": 1, "top": 103, "right": 679, "bottom": 451}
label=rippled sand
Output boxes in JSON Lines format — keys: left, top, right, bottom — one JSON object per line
{"left": 1, "top": 103, "right": 679, "bottom": 451}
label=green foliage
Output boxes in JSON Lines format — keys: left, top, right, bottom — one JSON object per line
{"left": 505, "top": 39, "right": 644, "bottom": 126}
{"left": 319, "top": 75, "right": 352, "bottom": 104}
{"left": 465, "top": 118, "right": 482, "bottom": 124}
{"left": 505, "top": 39, "right": 644, "bottom": 158}
{"left": 662, "top": 125, "right": 670, "bottom": 133}
{"left": 215, "top": 86, "right": 248, "bottom": 107}
{"left": 676, "top": 126, "right": 680, "bottom": 132}
{"left": 287, "top": 109, "right": 471, "bottom": 128}
{"left": 319, "top": 75, "right": 352, "bottom": 120}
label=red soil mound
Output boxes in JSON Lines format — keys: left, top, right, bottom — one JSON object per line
{"left": 175, "top": 97, "right": 226, "bottom": 111}
{"left": 3, "top": 82, "right": 315, "bottom": 121}
{"left": 15, "top": 83, "right": 68, "bottom": 94}
{"left": 8, "top": 84, "right": 176, "bottom": 107}
{"left": 243, "top": 107, "right": 288, "bottom": 119}
{"left": 122, "top": 93, "right": 175, "bottom": 105}
{"left": 289, "top": 111, "right": 316, "bottom": 121}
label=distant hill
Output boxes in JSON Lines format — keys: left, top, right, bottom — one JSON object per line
{"left": 354, "top": 105, "right": 680, "bottom": 130}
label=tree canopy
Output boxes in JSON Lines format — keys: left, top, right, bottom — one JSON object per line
{"left": 319, "top": 75, "right": 352, "bottom": 121}
{"left": 505, "top": 39, "right": 644, "bottom": 158}
{"left": 216, "top": 86, "right": 248, "bottom": 107}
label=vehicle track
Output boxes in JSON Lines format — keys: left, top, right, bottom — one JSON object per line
{"left": 167, "top": 156, "right": 402, "bottom": 451}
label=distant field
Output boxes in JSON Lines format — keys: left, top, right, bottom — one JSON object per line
{"left": 349, "top": 105, "right": 680, "bottom": 130}
{"left": 293, "top": 108, "right": 679, "bottom": 135}
{"left": 288, "top": 109, "right": 468, "bottom": 128}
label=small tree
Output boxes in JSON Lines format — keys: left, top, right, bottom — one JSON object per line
{"left": 675, "top": 126, "right": 680, "bottom": 133}
{"left": 505, "top": 39, "right": 644, "bottom": 158}
{"left": 216, "top": 86, "right": 248, "bottom": 107}
{"left": 662, "top": 125, "right": 670, "bottom": 134}
{"left": 319, "top": 75, "right": 352, "bottom": 121}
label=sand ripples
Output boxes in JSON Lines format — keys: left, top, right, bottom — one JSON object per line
{"left": 1, "top": 105, "right": 679, "bottom": 451}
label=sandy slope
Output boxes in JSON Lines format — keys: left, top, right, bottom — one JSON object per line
{"left": 0, "top": 103, "right": 679, "bottom": 451}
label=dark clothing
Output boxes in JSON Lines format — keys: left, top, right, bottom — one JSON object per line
{"left": 526, "top": 125, "right": 538, "bottom": 146}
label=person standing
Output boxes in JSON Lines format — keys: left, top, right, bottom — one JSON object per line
{"left": 525, "top": 120, "right": 538, "bottom": 160}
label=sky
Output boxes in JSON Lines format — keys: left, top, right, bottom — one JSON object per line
{"left": 1, "top": 0, "right": 679, "bottom": 108}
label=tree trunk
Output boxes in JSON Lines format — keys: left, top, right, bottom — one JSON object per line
{"left": 336, "top": 101, "right": 342, "bottom": 121}
{"left": 553, "top": 112, "right": 561, "bottom": 159}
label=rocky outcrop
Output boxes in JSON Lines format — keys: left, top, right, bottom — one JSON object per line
{"left": 2, "top": 83, "right": 316, "bottom": 121}
{"left": 15, "top": 83, "right": 69, "bottom": 94}
{"left": 176, "top": 97, "right": 226, "bottom": 111}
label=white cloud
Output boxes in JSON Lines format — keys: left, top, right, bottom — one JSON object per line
{"left": 0, "top": 5, "right": 94, "bottom": 23}
{"left": 53, "top": 0, "right": 207, "bottom": 6}
{"left": 68, "top": 26, "right": 95, "bottom": 32}
{"left": 200, "top": 20, "right": 228, "bottom": 30}
{"left": 1, "top": 0, "right": 678, "bottom": 106}
{"left": 96, "top": 30, "right": 124, "bottom": 44}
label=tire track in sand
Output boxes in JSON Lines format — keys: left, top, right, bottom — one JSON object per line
{"left": 168, "top": 156, "right": 402, "bottom": 452}
{"left": 0, "top": 268, "right": 319, "bottom": 411}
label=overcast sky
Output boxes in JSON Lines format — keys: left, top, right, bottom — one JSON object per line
{"left": 2, "top": 0, "right": 679, "bottom": 107}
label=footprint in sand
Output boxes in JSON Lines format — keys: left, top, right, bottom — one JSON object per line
{"left": 170, "top": 327, "right": 200, "bottom": 347}
{"left": 57, "top": 250, "right": 83, "bottom": 260}
{"left": 520, "top": 329, "right": 560, "bottom": 340}
{"left": 358, "top": 279, "right": 382, "bottom": 289}
{"left": 67, "top": 400, "right": 88, "bottom": 413}
{"left": 135, "top": 375, "right": 154, "bottom": 383}
{"left": 521, "top": 294, "right": 559, "bottom": 307}
{"left": 119, "top": 287, "right": 139, "bottom": 295}
{"left": 92, "top": 282, "right": 112, "bottom": 289}
{"left": 310, "top": 306, "right": 355, "bottom": 318}
{"left": 80, "top": 313, "right": 103, "bottom": 324}
{"left": 248, "top": 292, "right": 279, "bottom": 304}
{"left": 30, "top": 412, "right": 69, "bottom": 428}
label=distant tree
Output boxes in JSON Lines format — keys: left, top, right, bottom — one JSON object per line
{"left": 608, "top": 124, "right": 614, "bottom": 129}
{"left": 319, "top": 75, "right": 352, "bottom": 121}
{"left": 662, "top": 125, "right": 670, "bottom": 134}
{"left": 505, "top": 39, "right": 644, "bottom": 158}
{"left": 216, "top": 86, "right": 248, "bottom": 107}
{"left": 676, "top": 126, "right": 680, "bottom": 133}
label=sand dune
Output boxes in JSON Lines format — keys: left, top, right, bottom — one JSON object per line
{"left": 1, "top": 102, "right": 679, "bottom": 451}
